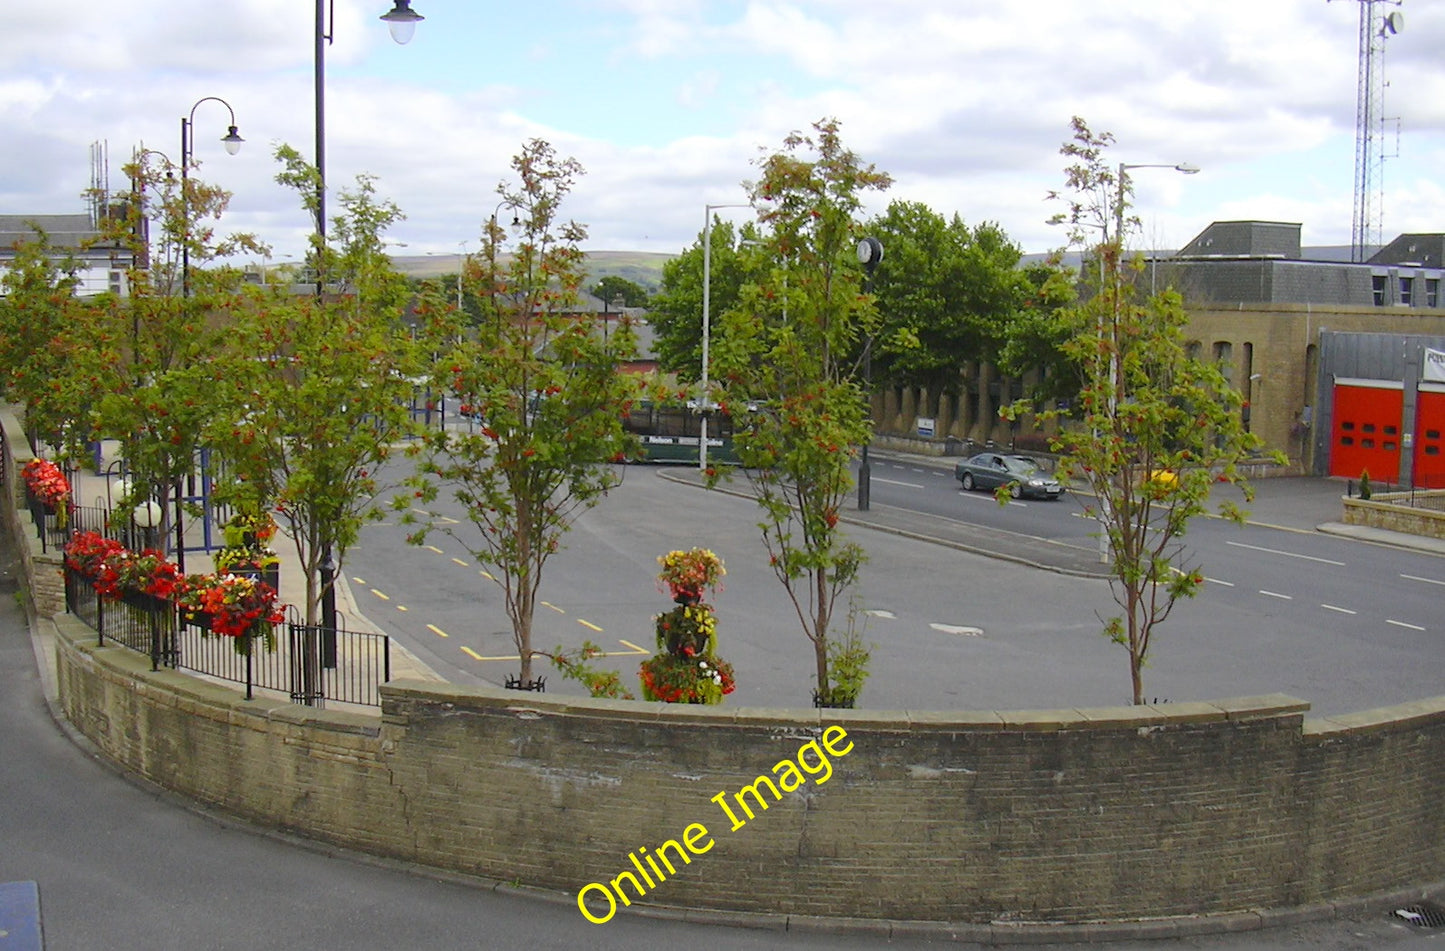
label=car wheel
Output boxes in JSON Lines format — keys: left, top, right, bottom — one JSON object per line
{"left": 961, "top": 473, "right": 974, "bottom": 491}
{"left": 1009, "top": 483, "right": 1022, "bottom": 499}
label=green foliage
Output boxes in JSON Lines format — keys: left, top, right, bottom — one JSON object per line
{"left": 648, "top": 218, "right": 764, "bottom": 381}
{"left": 406, "top": 139, "right": 639, "bottom": 684}
{"left": 710, "top": 118, "right": 888, "bottom": 701}
{"left": 0, "top": 226, "right": 89, "bottom": 450}
{"left": 865, "top": 201, "right": 1032, "bottom": 396}
{"left": 591, "top": 275, "right": 649, "bottom": 308}
{"left": 548, "top": 641, "right": 636, "bottom": 700}
{"left": 206, "top": 151, "right": 423, "bottom": 623}
{"left": 1359, "top": 469, "right": 1372, "bottom": 500}
{"left": 1013, "top": 117, "right": 1285, "bottom": 705}
{"left": 817, "top": 599, "right": 873, "bottom": 707}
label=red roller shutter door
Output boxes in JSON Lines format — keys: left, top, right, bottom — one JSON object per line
{"left": 1329, "top": 380, "right": 1403, "bottom": 481}
{"left": 1414, "top": 384, "right": 1445, "bottom": 489}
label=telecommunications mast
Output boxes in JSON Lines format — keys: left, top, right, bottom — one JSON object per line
{"left": 1337, "top": 0, "right": 1403, "bottom": 262}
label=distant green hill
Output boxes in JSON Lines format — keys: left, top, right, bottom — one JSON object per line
{"left": 391, "top": 250, "right": 674, "bottom": 292}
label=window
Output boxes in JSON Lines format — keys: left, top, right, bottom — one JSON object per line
{"left": 1342, "top": 421, "right": 1356, "bottom": 431}
{"left": 1373, "top": 275, "right": 1387, "bottom": 306}
{"left": 1341, "top": 436, "right": 1355, "bottom": 446}
{"left": 1385, "top": 425, "right": 1398, "bottom": 435}
{"left": 1363, "top": 423, "right": 1376, "bottom": 433}
{"left": 1400, "top": 276, "right": 1414, "bottom": 306}
{"left": 1428, "top": 278, "right": 1440, "bottom": 308}
{"left": 1427, "top": 429, "right": 1441, "bottom": 440}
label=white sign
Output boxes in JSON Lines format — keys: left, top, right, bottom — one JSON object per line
{"left": 1425, "top": 347, "right": 1445, "bottom": 383}
{"left": 916, "top": 417, "right": 936, "bottom": 438}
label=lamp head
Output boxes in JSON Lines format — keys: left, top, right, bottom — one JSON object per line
{"left": 221, "top": 126, "right": 244, "bottom": 156}
{"left": 380, "top": 0, "right": 424, "bottom": 44}
{"left": 1175, "top": 162, "right": 1200, "bottom": 175}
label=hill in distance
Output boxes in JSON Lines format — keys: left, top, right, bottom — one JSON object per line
{"left": 391, "top": 250, "right": 674, "bottom": 293}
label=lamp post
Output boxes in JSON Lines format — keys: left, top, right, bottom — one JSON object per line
{"left": 1094, "top": 159, "right": 1200, "bottom": 563}
{"left": 313, "top": 1, "right": 425, "bottom": 295}
{"left": 856, "top": 236, "right": 884, "bottom": 511}
{"left": 132, "top": 500, "right": 163, "bottom": 551}
{"left": 311, "top": 1, "right": 425, "bottom": 634}
{"left": 699, "top": 202, "right": 752, "bottom": 471}
{"left": 179, "top": 97, "right": 243, "bottom": 298}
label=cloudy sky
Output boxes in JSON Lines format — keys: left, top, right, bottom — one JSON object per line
{"left": 5, "top": 1, "right": 1445, "bottom": 266}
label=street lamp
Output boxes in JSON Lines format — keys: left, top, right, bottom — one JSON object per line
{"left": 379, "top": 0, "right": 425, "bottom": 44}
{"left": 856, "top": 236, "right": 883, "bottom": 511}
{"left": 1094, "top": 159, "right": 1199, "bottom": 563}
{"left": 699, "top": 202, "right": 752, "bottom": 471}
{"left": 313, "top": 1, "right": 426, "bottom": 295}
{"left": 311, "top": 1, "right": 425, "bottom": 633}
{"left": 180, "top": 96, "right": 243, "bottom": 298}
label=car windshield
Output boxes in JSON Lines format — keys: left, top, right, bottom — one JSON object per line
{"left": 1001, "top": 457, "right": 1041, "bottom": 476}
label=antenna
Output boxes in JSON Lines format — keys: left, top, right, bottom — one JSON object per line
{"left": 1338, "top": 0, "right": 1403, "bottom": 263}
{"left": 88, "top": 140, "right": 110, "bottom": 229}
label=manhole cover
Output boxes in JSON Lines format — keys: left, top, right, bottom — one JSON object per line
{"left": 1395, "top": 902, "right": 1445, "bottom": 928}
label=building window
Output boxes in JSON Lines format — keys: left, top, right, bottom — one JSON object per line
{"left": 1400, "top": 276, "right": 1414, "bottom": 306}
{"left": 1428, "top": 278, "right": 1440, "bottom": 308}
{"left": 1373, "top": 275, "right": 1387, "bottom": 306}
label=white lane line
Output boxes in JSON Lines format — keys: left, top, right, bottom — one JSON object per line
{"left": 876, "top": 477, "right": 925, "bottom": 488}
{"left": 1226, "top": 541, "right": 1345, "bottom": 566}
{"left": 1206, "top": 577, "right": 1235, "bottom": 587}
{"left": 1387, "top": 619, "right": 1426, "bottom": 631}
{"left": 958, "top": 492, "right": 1025, "bottom": 508}
{"left": 1259, "top": 590, "right": 1293, "bottom": 600}
{"left": 1321, "top": 604, "right": 1357, "bottom": 615}
{"left": 1401, "top": 573, "right": 1445, "bottom": 587}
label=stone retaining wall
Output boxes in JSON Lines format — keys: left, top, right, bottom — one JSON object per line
{"left": 1343, "top": 491, "right": 1445, "bottom": 539}
{"left": 47, "top": 614, "right": 1445, "bottom": 930}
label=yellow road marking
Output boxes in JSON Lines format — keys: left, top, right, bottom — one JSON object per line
{"left": 460, "top": 646, "right": 483, "bottom": 661}
{"left": 370, "top": 589, "right": 390, "bottom": 601}
{"left": 480, "top": 570, "right": 495, "bottom": 581}
{"left": 352, "top": 576, "right": 366, "bottom": 585}
{"left": 577, "top": 618, "right": 603, "bottom": 632}
{"left": 612, "top": 639, "right": 649, "bottom": 656}
{"left": 425, "top": 545, "right": 444, "bottom": 554}
{"left": 540, "top": 601, "right": 565, "bottom": 614}
{"left": 397, "top": 605, "right": 408, "bottom": 612}
{"left": 427, "top": 624, "right": 448, "bottom": 638}
{"left": 451, "top": 557, "right": 469, "bottom": 567}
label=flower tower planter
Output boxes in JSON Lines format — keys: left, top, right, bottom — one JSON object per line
{"left": 640, "top": 549, "right": 736, "bottom": 704}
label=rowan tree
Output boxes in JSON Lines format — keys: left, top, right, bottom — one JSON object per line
{"left": 709, "top": 118, "right": 890, "bottom": 706}
{"left": 207, "top": 149, "right": 424, "bottom": 624}
{"left": 1014, "top": 117, "right": 1282, "bottom": 704}
{"left": 406, "top": 140, "right": 638, "bottom": 687}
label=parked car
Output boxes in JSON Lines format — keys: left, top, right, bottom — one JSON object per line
{"left": 954, "top": 453, "right": 1064, "bottom": 500}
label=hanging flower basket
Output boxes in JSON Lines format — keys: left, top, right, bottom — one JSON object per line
{"left": 23, "top": 459, "right": 71, "bottom": 526}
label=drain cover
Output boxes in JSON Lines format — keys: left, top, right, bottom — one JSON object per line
{"left": 1395, "top": 902, "right": 1445, "bottom": 928}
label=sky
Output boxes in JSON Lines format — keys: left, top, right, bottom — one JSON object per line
{"left": 5, "top": 0, "right": 1445, "bottom": 268}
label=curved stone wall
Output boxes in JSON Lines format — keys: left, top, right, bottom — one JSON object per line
{"left": 47, "top": 614, "right": 1445, "bottom": 933}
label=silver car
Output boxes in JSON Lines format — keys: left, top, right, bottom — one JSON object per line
{"left": 954, "top": 453, "right": 1064, "bottom": 500}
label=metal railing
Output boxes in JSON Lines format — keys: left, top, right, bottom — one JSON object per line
{"left": 64, "top": 567, "right": 390, "bottom": 707}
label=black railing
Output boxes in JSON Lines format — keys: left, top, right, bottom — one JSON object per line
{"left": 65, "top": 567, "right": 390, "bottom": 707}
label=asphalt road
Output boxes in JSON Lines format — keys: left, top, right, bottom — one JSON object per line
{"left": 348, "top": 457, "right": 1445, "bottom": 717}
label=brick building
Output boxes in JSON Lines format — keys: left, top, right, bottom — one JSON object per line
{"left": 875, "top": 220, "right": 1445, "bottom": 485}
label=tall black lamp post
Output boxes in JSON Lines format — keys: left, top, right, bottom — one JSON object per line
{"left": 312, "top": 1, "right": 424, "bottom": 633}
{"left": 856, "top": 236, "right": 883, "bottom": 511}
{"left": 179, "top": 97, "right": 243, "bottom": 298}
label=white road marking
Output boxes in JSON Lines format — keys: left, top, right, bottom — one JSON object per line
{"left": 865, "top": 609, "right": 897, "bottom": 619}
{"left": 930, "top": 623, "right": 983, "bottom": 637}
{"left": 1387, "top": 619, "right": 1426, "bottom": 632}
{"left": 1401, "top": 573, "right": 1445, "bottom": 587}
{"left": 1226, "top": 540, "right": 1345, "bottom": 566}
{"left": 876, "top": 477, "right": 925, "bottom": 488}
{"left": 1321, "top": 604, "right": 1356, "bottom": 615}
{"left": 1259, "top": 590, "right": 1293, "bottom": 600}
{"left": 1206, "top": 577, "right": 1235, "bottom": 587}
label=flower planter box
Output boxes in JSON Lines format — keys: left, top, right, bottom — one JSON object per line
{"left": 120, "top": 589, "right": 170, "bottom": 613}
